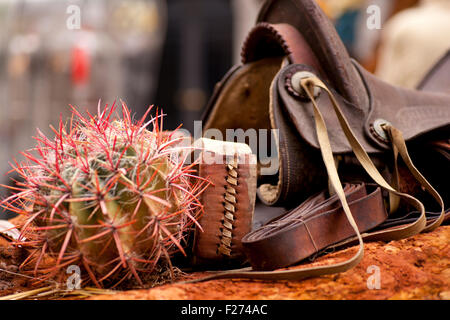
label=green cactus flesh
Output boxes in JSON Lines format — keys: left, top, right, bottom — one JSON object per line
{"left": 2, "top": 103, "right": 206, "bottom": 288}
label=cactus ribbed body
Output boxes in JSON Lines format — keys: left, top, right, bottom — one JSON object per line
{"left": 2, "top": 103, "right": 206, "bottom": 288}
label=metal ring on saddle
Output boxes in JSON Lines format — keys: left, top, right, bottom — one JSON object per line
{"left": 372, "top": 118, "right": 393, "bottom": 143}
{"left": 289, "top": 71, "right": 321, "bottom": 100}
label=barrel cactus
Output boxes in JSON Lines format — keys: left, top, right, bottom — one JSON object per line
{"left": 1, "top": 102, "right": 208, "bottom": 288}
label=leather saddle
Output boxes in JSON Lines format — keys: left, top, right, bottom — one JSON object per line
{"left": 192, "top": 0, "right": 450, "bottom": 281}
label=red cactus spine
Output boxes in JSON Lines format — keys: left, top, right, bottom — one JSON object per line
{"left": 1, "top": 101, "right": 209, "bottom": 288}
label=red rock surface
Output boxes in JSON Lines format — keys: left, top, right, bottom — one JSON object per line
{"left": 1, "top": 220, "right": 449, "bottom": 300}
{"left": 0, "top": 235, "right": 30, "bottom": 295}
{"left": 89, "top": 225, "right": 450, "bottom": 300}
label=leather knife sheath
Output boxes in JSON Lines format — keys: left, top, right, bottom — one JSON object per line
{"left": 192, "top": 138, "right": 257, "bottom": 265}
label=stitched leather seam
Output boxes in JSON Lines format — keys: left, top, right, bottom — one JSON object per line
{"left": 218, "top": 159, "right": 238, "bottom": 256}
{"left": 270, "top": 75, "right": 290, "bottom": 204}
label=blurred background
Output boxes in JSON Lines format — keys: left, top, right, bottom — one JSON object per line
{"left": 0, "top": 0, "right": 449, "bottom": 219}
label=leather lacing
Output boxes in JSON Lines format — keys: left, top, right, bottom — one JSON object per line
{"left": 217, "top": 158, "right": 239, "bottom": 256}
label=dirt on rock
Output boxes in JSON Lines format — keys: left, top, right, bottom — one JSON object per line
{"left": 0, "top": 236, "right": 31, "bottom": 296}
{"left": 90, "top": 225, "right": 450, "bottom": 300}
{"left": 1, "top": 216, "right": 449, "bottom": 300}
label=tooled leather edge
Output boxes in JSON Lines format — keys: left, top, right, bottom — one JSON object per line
{"left": 241, "top": 22, "right": 292, "bottom": 64}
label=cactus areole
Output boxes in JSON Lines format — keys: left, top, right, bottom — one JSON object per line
{"left": 1, "top": 102, "right": 208, "bottom": 288}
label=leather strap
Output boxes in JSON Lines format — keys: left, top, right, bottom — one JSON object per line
{"left": 186, "top": 75, "right": 443, "bottom": 283}
{"left": 242, "top": 184, "right": 386, "bottom": 271}
{"left": 300, "top": 76, "right": 443, "bottom": 240}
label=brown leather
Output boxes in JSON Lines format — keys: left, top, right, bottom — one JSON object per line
{"left": 242, "top": 184, "right": 387, "bottom": 271}
{"left": 254, "top": 0, "right": 369, "bottom": 108}
{"left": 196, "top": 0, "right": 449, "bottom": 280}
{"left": 242, "top": 23, "right": 323, "bottom": 74}
{"left": 240, "top": 18, "right": 450, "bottom": 154}
{"left": 204, "top": 0, "right": 450, "bottom": 156}
{"left": 276, "top": 62, "right": 450, "bottom": 154}
{"left": 192, "top": 141, "right": 257, "bottom": 265}
{"left": 203, "top": 57, "right": 280, "bottom": 135}
{"left": 202, "top": 10, "right": 450, "bottom": 208}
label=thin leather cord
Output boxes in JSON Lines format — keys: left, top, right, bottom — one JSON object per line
{"left": 184, "top": 80, "right": 365, "bottom": 283}
{"left": 384, "top": 125, "right": 444, "bottom": 232}
{"left": 298, "top": 217, "right": 319, "bottom": 253}
{"left": 301, "top": 78, "right": 423, "bottom": 241}
{"left": 302, "top": 77, "right": 442, "bottom": 239}
{"left": 389, "top": 139, "right": 401, "bottom": 214}
{"left": 185, "top": 76, "right": 443, "bottom": 283}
